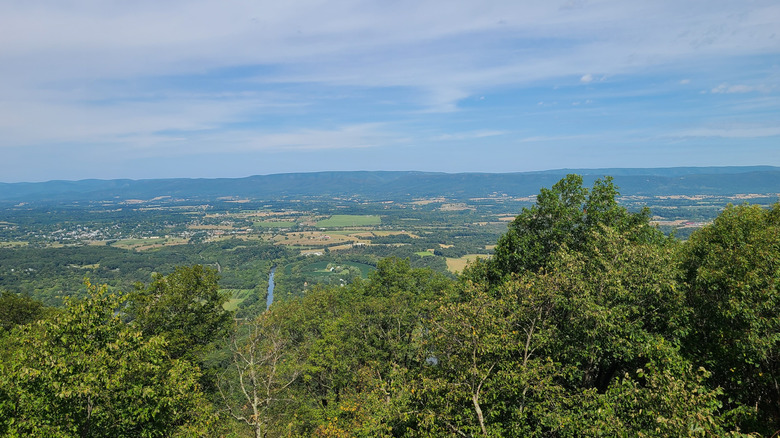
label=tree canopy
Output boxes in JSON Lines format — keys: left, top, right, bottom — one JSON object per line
{"left": 485, "top": 175, "right": 661, "bottom": 283}
{"left": 1, "top": 175, "right": 778, "bottom": 436}
{"left": 0, "top": 282, "right": 212, "bottom": 437}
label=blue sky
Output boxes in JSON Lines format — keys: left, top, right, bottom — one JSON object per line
{"left": 1, "top": 0, "right": 778, "bottom": 182}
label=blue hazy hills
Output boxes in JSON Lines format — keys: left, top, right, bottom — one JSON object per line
{"left": 1, "top": 166, "right": 778, "bottom": 203}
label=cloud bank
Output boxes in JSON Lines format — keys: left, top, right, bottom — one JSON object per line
{"left": 1, "top": 0, "right": 778, "bottom": 181}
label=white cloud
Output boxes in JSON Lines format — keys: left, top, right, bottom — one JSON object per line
{"left": 234, "top": 124, "right": 395, "bottom": 152}
{"left": 710, "top": 83, "right": 772, "bottom": 94}
{"left": 671, "top": 125, "right": 780, "bottom": 139}
{"left": 1, "top": 0, "right": 779, "bottom": 175}
{"left": 433, "top": 130, "right": 506, "bottom": 141}
{"left": 2, "top": 1, "right": 779, "bottom": 96}
{"left": 0, "top": 92, "right": 294, "bottom": 149}
{"left": 517, "top": 134, "right": 595, "bottom": 143}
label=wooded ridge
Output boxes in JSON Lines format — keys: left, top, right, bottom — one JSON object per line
{"left": 2, "top": 166, "right": 779, "bottom": 203}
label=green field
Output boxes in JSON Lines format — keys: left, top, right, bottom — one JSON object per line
{"left": 316, "top": 215, "right": 381, "bottom": 227}
{"left": 301, "top": 261, "right": 375, "bottom": 279}
{"left": 0, "top": 241, "right": 28, "bottom": 248}
{"left": 253, "top": 221, "right": 297, "bottom": 228}
{"left": 415, "top": 251, "right": 434, "bottom": 257}
{"left": 446, "top": 254, "right": 489, "bottom": 273}
{"left": 221, "top": 289, "right": 256, "bottom": 311}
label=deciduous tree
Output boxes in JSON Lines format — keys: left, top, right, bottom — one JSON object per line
{"left": 127, "top": 265, "right": 232, "bottom": 362}
{"left": 0, "top": 282, "right": 211, "bottom": 437}
{"left": 682, "top": 203, "right": 780, "bottom": 433}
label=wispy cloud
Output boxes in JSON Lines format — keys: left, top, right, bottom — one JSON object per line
{"left": 710, "top": 83, "right": 773, "bottom": 94}
{"left": 1, "top": 0, "right": 779, "bottom": 180}
{"left": 517, "top": 134, "right": 595, "bottom": 143}
{"left": 670, "top": 125, "right": 780, "bottom": 139}
{"left": 432, "top": 130, "right": 506, "bottom": 141}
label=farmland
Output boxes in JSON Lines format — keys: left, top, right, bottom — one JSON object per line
{"left": 1, "top": 168, "right": 778, "bottom": 306}
{"left": 316, "top": 215, "right": 381, "bottom": 227}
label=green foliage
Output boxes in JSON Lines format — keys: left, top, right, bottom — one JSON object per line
{"left": 316, "top": 215, "right": 381, "bottom": 227}
{"left": 0, "top": 291, "right": 50, "bottom": 332}
{"left": 486, "top": 175, "right": 660, "bottom": 282}
{"left": 218, "top": 310, "right": 305, "bottom": 438}
{"left": 409, "top": 227, "right": 723, "bottom": 436}
{"left": 3, "top": 174, "right": 780, "bottom": 436}
{"left": 681, "top": 203, "right": 780, "bottom": 433}
{"left": 127, "top": 265, "right": 233, "bottom": 362}
{"left": 229, "top": 258, "right": 451, "bottom": 436}
{"left": 0, "top": 282, "right": 211, "bottom": 437}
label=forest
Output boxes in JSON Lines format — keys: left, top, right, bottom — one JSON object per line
{"left": 1, "top": 174, "right": 778, "bottom": 437}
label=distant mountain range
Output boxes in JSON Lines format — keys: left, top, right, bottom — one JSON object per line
{"left": 1, "top": 166, "right": 779, "bottom": 203}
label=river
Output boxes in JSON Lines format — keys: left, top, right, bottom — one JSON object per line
{"left": 266, "top": 267, "right": 276, "bottom": 310}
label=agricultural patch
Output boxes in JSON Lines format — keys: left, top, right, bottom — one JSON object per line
{"left": 301, "top": 261, "right": 375, "bottom": 279}
{"left": 0, "top": 241, "right": 28, "bottom": 248}
{"left": 316, "top": 215, "right": 381, "bottom": 227}
{"left": 253, "top": 221, "right": 298, "bottom": 228}
{"left": 446, "top": 254, "right": 489, "bottom": 273}
{"left": 111, "top": 237, "right": 189, "bottom": 251}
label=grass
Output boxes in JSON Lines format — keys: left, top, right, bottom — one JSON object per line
{"left": 415, "top": 251, "right": 435, "bottom": 257}
{"left": 253, "top": 221, "right": 297, "bottom": 228}
{"left": 111, "top": 237, "right": 189, "bottom": 251}
{"left": 301, "top": 261, "right": 375, "bottom": 279}
{"left": 69, "top": 263, "right": 100, "bottom": 269}
{"left": 223, "top": 298, "right": 243, "bottom": 311}
{"left": 446, "top": 254, "right": 489, "bottom": 273}
{"left": 272, "top": 231, "right": 359, "bottom": 248}
{"left": 0, "top": 241, "right": 28, "bottom": 248}
{"left": 316, "top": 215, "right": 381, "bottom": 228}
{"left": 221, "top": 289, "right": 256, "bottom": 311}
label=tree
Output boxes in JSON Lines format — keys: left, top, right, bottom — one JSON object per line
{"left": 412, "top": 227, "right": 728, "bottom": 436}
{"left": 0, "top": 282, "right": 211, "bottom": 437}
{"left": 484, "top": 175, "right": 659, "bottom": 283}
{"left": 681, "top": 203, "right": 780, "bottom": 434}
{"left": 237, "top": 259, "right": 451, "bottom": 437}
{"left": 127, "top": 265, "right": 233, "bottom": 362}
{"left": 218, "top": 311, "right": 302, "bottom": 438}
{"left": 412, "top": 280, "right": 562, "bottom": 436}
{"left": 0, "top": 291, "right": 49, "bottom": 332}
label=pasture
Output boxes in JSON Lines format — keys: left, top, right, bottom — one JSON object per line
{"left": 253, "top": 220, "right": 298, "bottom": 228}
{"left": 316, "top": 215, "right": 381, "bottom": 227}
{"left": 446, "top": 254, "right": 489, "bottom": 273}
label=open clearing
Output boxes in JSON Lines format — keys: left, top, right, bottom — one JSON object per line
{"left": 272, "top": 231, "right": 360, "bottom": 247}
{"left": 0, "top": 241, "right": 28, "bottom": 248}
{"left": 253, "top": 221, "right": 297, "bottom": 228}
{"left": 112, "top": 237, "right": 189, "bottom": 251}
{"left": 187, "top": 224, "right": 236, "bottom": 230}
{"left": 222, "top": 289, "right": 255, "bottom": 311}
{"left": 446, "top": 254, "right": 489, "bottom": 273}
{"left": 301, "top": 261, "right": 375, "bottom": 279}
{"left": 316, "top": 215, "right": 381, "bottom": 227}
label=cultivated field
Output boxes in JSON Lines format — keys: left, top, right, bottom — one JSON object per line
{"left": 446, "top": 254, "right": 489, "bottom": 273}
{"left": 316, "top": 215, "right": 381, "bottom": 227}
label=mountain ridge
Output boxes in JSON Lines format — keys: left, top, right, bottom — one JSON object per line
{"left": 2, "top": 166, "right": 778, "bottom": 203}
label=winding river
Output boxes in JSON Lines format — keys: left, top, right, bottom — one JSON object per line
{"left": 266, "top": 267, "right": 276, "bottom": 310}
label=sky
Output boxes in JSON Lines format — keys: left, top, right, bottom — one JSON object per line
{"left": 1, "top": 0, "right": 779, "bottom": 182}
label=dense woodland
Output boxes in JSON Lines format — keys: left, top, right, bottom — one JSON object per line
{"left": 1, "top": 175, "right": 779, "bottom": 437}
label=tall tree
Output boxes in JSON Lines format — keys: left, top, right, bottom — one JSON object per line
{"left": 681, "top": 203, "right": 780, "bottom": 433}
{"left": 127, "top": 265, "right": 233, "bottom": 362}
{"left": 0, "top": 291, "right": 49, "bottom": 332}
{"left": 218, "top": 311, "right": 302, "bottom": 438}
{"left": 412, "top": 228, "right": 724, "bottom": 436}
{"left": 484, "top": 175, "right": 659, "bottom": 283}
{"left": 0, "top": 282, "right": 211, "bottom": 437}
